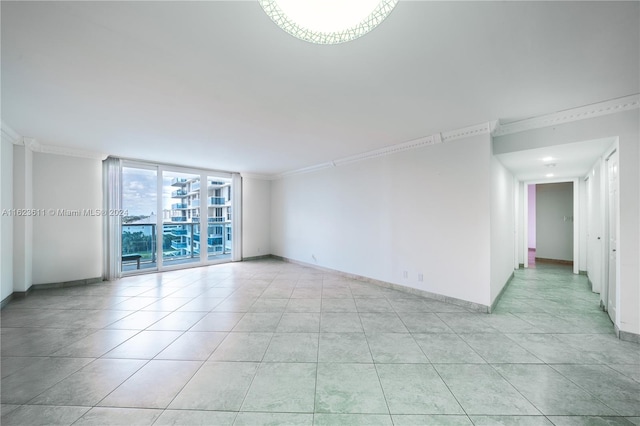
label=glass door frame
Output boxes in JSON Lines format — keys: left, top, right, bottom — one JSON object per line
{"left": 121, "top": 160, "right": 235, "bottom": 275}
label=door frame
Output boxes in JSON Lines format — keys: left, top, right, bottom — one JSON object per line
{"left": 522, "top": 178, "right": 579, "bottom": 274}
{"left": 603, "top": 144, "right": 620, "bottom": 323}
{"left": 120, "top": 160, "right": 239, "bottom": 275}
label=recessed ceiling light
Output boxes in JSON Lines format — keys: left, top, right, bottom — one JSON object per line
{"left": 259, "top": 0, "right": 398, "bottom": 44}
{"left": 542, "top": 156, "right": 554, "bottom": 162}
{"left": 546, "top": 173, "right": 554, "bottom": 178}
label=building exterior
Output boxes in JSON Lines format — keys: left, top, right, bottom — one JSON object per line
{"left": 169, "top": 177, "right": 232, "bottom": 259}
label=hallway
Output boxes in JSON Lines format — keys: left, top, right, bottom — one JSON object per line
{"left": 1, "top": 260, "right": 639, "bottom": 425}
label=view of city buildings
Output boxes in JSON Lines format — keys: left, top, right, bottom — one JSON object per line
{"left": 121, "top": 166, "right": 232, "bottom": 272}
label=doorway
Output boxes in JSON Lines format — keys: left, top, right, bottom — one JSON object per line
{"left": 120, "top": 162, "right": 237, "bottom": 275}
{"left": 523, "top": 180, "right": 579, "bottom": 274}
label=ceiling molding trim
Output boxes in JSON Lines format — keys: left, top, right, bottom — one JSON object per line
{"left": 241, "top": 172, "right": 276, "bottom": 181}
{"left": 277, "top": 161, "right": 336, "bottom": 179}
{"left": 1, "top": 122, "right": 22, "bottom": 145}
{"left": 441, "top": 122, "right": 493, "bottom": 142}
{"left": 334, "top": 135, "right": 440, "bottom": 167}
{"left": 23, "top": 138, "right": 41, "bottom": 152}
{"left": 274, "top": 121, "right": 493, "bottom": 179}
{"left": 492, "top": 94, "right": 640, "bottom": 137}
{"left": 33, "top": 143, "right": 108, "bottom": 161}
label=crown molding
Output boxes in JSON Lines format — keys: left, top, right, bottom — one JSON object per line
{"left": 275, "top": 122, "right": 493, "bottom": 179}
{"left": 441, "top": 122, "right": 494, "bottom": 142}
{"left": 277, "top": 161, "right": 336, "bottom": 179}
{"left": 241, "top": 172, "right": 276, "bottom": 181}
{"left": 1, "top": 122, "right": 22, "bottom": 145}
{"left": 492, "top": 94, "right": 640, "bottom": 137}
{"left": 32, "top": 143, "right": 108, "bottom": 161}
{"left": 333, "top": 134, "right": 442, "bottom": 167}
{"left": 0, "top": 121, "right": 107, "bottom": 160}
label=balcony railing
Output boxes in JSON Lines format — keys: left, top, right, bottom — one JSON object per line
{"left": 172, "top": 189, "right": 187, "bottom": 197}
{"left": 209, "top": 180, "right": 225, "bottom": 186}
{"left": 171, "top": 177, "right": 188, "bottom": 186}
{"left": 171, "top": 241, "right": 187, "bottom": 250}
{"left": 208, "top": 236, "right": 223, "bottom": 245}
{"left": 171, "top": 216, "right": 187, "bottom": 222}
{"left": 210, "top": 197, "right": 226, "bottom": 205}
{"left": 172, "top": 203, "right": 187, "bottom": 209}
{"left": 121, "top": 222, "right": 230, "bottom": 274}
{"left": 122, "top": 224, "right": 157, "bottom": 272}
{"left": 190, "top": 182, "right": 200, "bottom": 192}
{"left": 208, "top": 217, "right": 226, "bottom": 222}
{"left": 191, "top": 200, "right": 200, "bottom": 208}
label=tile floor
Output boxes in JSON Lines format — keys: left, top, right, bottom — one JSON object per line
{"left": 1, "top": 259, "right": 639, "bottom": 425}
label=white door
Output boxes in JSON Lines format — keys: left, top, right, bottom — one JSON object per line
{"left": 606, "top": 151, "right": 618, "bottom": 323}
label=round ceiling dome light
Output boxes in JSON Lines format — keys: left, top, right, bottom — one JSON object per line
{"left": 259, "top": 0, "right": 398, "bottom": 45}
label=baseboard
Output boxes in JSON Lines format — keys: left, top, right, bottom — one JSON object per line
{"left": 579, "top": 270, "right": 587, "bottom": 275}
{"left": 272, "top": 255, "right": 490, "bottom": 313}
{"left": 615, "top": 325, "right": 640, "bottom": 344}
{"left": 1, "top": 293, "right": 15, "bottom": 309}
{"left": 0, "top": 288, "right": 32, "bottom": 310}
{"left": 535, "top": 257, "right": 573, "bottom": 266}
{"left": 489, "top": 272, "right": 515, "bottom": 314}
{"left": 32, "top": 277, "right": 103, "bottom": 290}
{"left": 242, "top": 254, "right": 273, "bottom": 261}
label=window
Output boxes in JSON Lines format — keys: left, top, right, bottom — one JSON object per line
{"left": 118, "top": 163, "right": 238, "bottom": 275}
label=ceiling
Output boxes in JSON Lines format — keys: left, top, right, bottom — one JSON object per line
{"left": 495, "top": 137, "right": 616, "bottom": 182}
{"left": 2, "top": 1, "right": 638, "bottom": 176}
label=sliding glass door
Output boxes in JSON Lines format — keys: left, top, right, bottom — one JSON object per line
{"left": 120, "top": 162, "right": 236, "bottom": 275}
{"left": 206, "top": 176, "right": 232, "bottom": 261}
{"left": 121, "top": 165, "right": 158, "bottom": 273}
{"left": 162, "top": 171, "right": 200, "bottom": 267}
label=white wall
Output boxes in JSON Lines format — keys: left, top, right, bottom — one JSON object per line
{"left": 12, "top": 145, "right": 33, "bottom": 292}
{"left": 494, "top": 109, "right": 640, "bottom": 336}
{"left": 490, "top": 155, "right": 515, "bottom": 303}
{"left": 271, "top": 134, "right": 493, "bottom": 306}
{"left": 32, "top": 153, "right": 103, "bottom": 284}
{"left": 578, "top": 178, "right": 587, "bottom": 272}
{"left": 536, "top": 182, "right": 574, "bottom": 261}
{"left": 242, "top": 176, "right": 271, "bottom": 258}
{"left": 1, "top": 138, "right": 14, "bottom": 301}
{"left": 527, "top": 184, "right": 536, "bottom": 248}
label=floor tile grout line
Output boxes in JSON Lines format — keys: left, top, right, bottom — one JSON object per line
{"left": 358, "top": 308, "right": 392, "bottom": 417}
{"left": 485, "top": 362, "right": 553, "bottom": 417}
{"left": 2, "top": 261, "right": 638, "bottom": 423}
{"left": 430, "top": 360, "right": 471, "bottom": 420}
{"left": 546, "top": 363, "right": 635, "bottom": 417}
{"left": 312, "top": 278, "right": 324, "bottom": 418}
{"left": 149, "top": 358, "right": 211, "bottom": 425}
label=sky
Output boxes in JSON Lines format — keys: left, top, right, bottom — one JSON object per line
{"left": 122, "top": 167, "right": 229, "bottom": 217}
{"left": 122, "top": 167, "right": 157, "bottom": 217}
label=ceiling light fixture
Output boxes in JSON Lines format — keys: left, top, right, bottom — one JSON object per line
{"left": 258, "top": 0, "right": 398, "bottom": 44}
{"left": 541, "top": 156, "right": 554, "bottom": 162}
{"left": 546, "top": 173, "right": 554, "bottom": 178}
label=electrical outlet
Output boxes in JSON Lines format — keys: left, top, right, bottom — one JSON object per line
{"left": 418, "top": 273, "right": 423, "bottom": 282}
{"left": 403, "top": 270, "right": 408, "bottom": 279}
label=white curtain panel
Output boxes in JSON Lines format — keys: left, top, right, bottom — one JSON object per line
{"left": 103, "top": 157, "right": 122, "bottom": 280}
